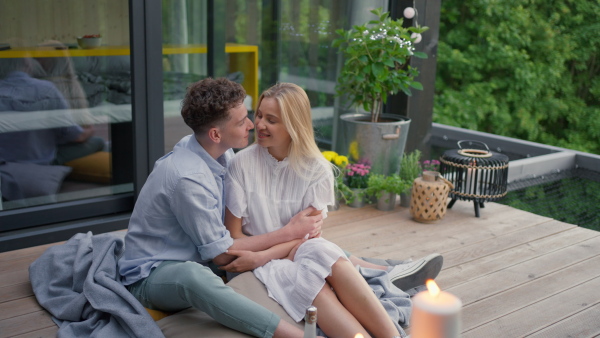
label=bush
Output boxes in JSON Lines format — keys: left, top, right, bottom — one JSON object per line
{"left": 435, "top": 0, "right": 600, "bottom": 154}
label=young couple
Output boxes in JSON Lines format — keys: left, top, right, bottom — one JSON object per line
{"left": 118, "top": 78, "right": 442, "bottom": 338}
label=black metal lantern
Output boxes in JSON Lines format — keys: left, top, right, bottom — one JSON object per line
{"left": 440, "top": 141, "right": 509, "bottom": 217}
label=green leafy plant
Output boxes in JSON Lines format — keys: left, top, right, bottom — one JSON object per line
{"left": 333, "top": 7, "right": 429, "bottom": 122}
{"left": 366, "top": 173, "right": 410, "bottom": 199}
{"left": 321, "top": 151, "right": 365, "bottom": 204}
{"left": 336, "top": 174, "right": 358, "bottom": 204}
{"left": 435, "top": 0, "right": 600, "bottom": 155}
{"left": 421, "top": 159, "right": 441, "bottom": 172}
{"left": 399, "top": 149, "right": 422, "bottom": 193}
{"left": 345, "top": 163, "right": 371, "bottom": 189}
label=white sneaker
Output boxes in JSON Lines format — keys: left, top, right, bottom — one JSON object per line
{"left": 387, "top": 253, "right": 443, "bottom": 291}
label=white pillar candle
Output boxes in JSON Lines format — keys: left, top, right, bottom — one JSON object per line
{"left": 465, "top": 167, "right": 473, "bottom": 194}
{"left": 410, "top": 280, "right": 462, "bottom": 338}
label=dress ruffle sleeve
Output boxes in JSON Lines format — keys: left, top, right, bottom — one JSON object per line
{"left": 301, "top": 164, "right": 335, "bottom": 218}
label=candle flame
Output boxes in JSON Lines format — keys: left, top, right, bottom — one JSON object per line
{"left": 426, "top": 279, "right": 440, "bottom": 297}
{"left": 354, "top": 334, "right": 365, "bottom": 338}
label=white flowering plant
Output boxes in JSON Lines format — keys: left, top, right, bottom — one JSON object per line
{"left": 333, "top": 7, "right": 428, "bottom": 122}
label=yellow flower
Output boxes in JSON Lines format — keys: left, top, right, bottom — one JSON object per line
{"left": 348, "top": 141, "right": 360, "bottom": 161}
{"left": 321, "top": 151, "right": 338, "bottom": 162}
{"left": 334, "top": 155, "right": 349, "bottom": 168}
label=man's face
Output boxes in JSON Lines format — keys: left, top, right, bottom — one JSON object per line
{"left": 218, "top": 102, "right": 254, "bottom": 150}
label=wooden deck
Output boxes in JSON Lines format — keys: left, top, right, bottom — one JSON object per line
{"left": 1, "top": 201, "right": 599, "bottom": 337}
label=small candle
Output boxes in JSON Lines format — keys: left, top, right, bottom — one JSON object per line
{"left": 410, "top": 280, "right": 462, "bottom": 338}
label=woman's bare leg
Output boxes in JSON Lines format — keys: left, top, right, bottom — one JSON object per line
{"left": 349, "top": 256, "right": 387, "bottom": 270}
{"left": 327, "top": 258, "right": 400, "bottom": 337}
{"left": 311, "top": 281, "right": 371, "bottom": 338}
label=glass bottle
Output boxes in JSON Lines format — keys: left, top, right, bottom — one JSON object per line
{"left": 303, "top": 306, "right": 317, "bottom": 338}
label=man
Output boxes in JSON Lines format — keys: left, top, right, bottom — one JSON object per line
{"left": 118, "top": 77, "right": 320, "bottom": 337}
{"left": 0, "top": 57, "right": 104, "bottom": 201}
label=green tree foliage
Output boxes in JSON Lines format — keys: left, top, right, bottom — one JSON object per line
{"left": 434, "top": 0, "right": 600, "bottom": 154}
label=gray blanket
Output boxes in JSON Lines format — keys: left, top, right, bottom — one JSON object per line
{"left": 357, "top": 266, "right": 414, "bottom": 338}
{"left": 29, "top": 231, "right": 164, "bottom": 338}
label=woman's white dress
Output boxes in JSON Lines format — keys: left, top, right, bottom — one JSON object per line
{"left": 225, "top": 144, "right": 347, "bottom": 321}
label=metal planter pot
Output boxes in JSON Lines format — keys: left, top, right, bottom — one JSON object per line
{"left": 336, "top": 113, "right": 411, "bottom": 176}
{"left": 348, "top": 188, "right": 367, "bottom": 208}
{"left": 376, "top": 192, "right": 397, "bottom": 211}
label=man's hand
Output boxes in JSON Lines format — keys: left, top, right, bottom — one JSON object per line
{"left": 284, "top": 206, "right": 323, "bottom": 240}
{"left": 219, "top": 249, "right": 266, "bottom": 273}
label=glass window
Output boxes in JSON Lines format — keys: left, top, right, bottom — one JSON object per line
{"left": 224, "top": 0, "right": 387, "bottom": 149}
{"left": 162, "top": 0, "right": 208, "bottom": 153}
{"left": 0, "top": 1, "right": 133, "bottom": 214}
{"left": 161, "top": 1, "right": 389, "bottom": 153}
{"left": 162, "top": 0, "right": 259, "bottom": 153}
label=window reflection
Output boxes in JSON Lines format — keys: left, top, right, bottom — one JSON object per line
{"left": 0, "top": 0, "right": 132, "bottom": 212}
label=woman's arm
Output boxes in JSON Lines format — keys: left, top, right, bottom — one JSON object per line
{"left": 214, "top": 207, "right": 316, "bottom": 266}
{"left": 225, "top": 207, "right": 322, "bottom": 250}
{"left": 224, "top": 208, "right": 247, "bottom": 239}
{"left": 217, "top": 206, "right": 324, "bottom": 268}
{"left": 218, "top": 238, "right": 305, "bottom": 273}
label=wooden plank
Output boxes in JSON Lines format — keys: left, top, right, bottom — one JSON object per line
{"left": 0, "top": 283, "right": 33, "bottom": 303}
{"left": 0, "top": 269, "right": 29, "bottom": 289}
{"left": 447, "top": 235, "right": 600, "bottom": 305}
{"left": 437, "top": 227, "right": 600, "bottom": 289}
{"left": 326, "top": 201, "right": 514, "bottom": 240}
{"left": 334, "top": 205, "right": 552, "bottom": 260}
{"left": 460, "top": 254, "right": 600, "bottom": 331}
{"left": 0, "top": 243, "right": 57, "bottom": 262}
{"left": 442, "top": 220, "right": 577, "bottom": 269}
{"left": 527, "top": 303, "right": 600, "bottom": 338}
{"left": 0, "top": 310, "right": 55, "bottom": 337}
{"left": 463, "top": 276, "right": 600, "bottom": 337}
{"left": 326, "top": 200, "right": 513, "bottom": 235}
{"left": 12, "top": 326, "right": 58, "bottom": 338}
{"left": 0, "top": 256, "right": 39, "bottom": 284}
{"left": 0, "top": 297, "right": 43, "bottom": 321}
{"left": 325, "top": 204, "right": 393, "bottom": 229}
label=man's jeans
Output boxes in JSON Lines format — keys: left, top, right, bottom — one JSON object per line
{"left": 126, "top": 260, "right": 280, "bottom": 338}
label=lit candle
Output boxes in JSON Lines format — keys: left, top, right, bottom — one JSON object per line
{"left": 410, "top": 280, "right": 462, "bottom": 338}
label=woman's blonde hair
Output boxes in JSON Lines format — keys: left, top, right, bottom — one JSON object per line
{"left": 256, "top": 82, "right": 334, "bottom": 178}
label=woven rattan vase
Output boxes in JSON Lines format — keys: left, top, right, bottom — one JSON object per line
{"left": 410, "top": 171, "right": 454, "bottom": 223}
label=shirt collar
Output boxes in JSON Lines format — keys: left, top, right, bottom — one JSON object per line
{"left": 178, "top": 134, "right": 231, "bottom": 176}
{"left": 258, "top": 144, "right": 289, "bottom": 167}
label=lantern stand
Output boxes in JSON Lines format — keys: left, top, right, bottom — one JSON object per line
{"left": 439, "top": 141, "right": 509, "bottom": 217}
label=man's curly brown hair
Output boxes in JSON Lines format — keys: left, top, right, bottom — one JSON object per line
{"left": 181, "top": 78, "right": 246, "bottom": 133}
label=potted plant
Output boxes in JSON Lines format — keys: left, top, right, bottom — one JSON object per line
{"left": 342, "top": 162, "right": 371, "bottom": 208}
{"left": 366, "top": 173, "right": 410, "bottom": 211}
{"left": 399, "top": 149, "right": 422, "bottom": 207}
{"left": 322, "top": 150, "right": 350, "bottom": 210}
{"left": 333, "top": 7, "right": 429, "bottom": 176}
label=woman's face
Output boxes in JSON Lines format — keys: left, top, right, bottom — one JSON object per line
{"left": 255, "top": 97, "right": 292, "bottom": 160}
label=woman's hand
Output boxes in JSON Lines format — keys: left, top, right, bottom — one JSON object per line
{"left": 219, "top": 250, "right": 266, "bottom": 273}
{"left": 284, "top": 206, "right": 323, "bottom": 239}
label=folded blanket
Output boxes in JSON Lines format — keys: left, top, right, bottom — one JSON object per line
{"left": 29, "top": 231, "right": 164, "bottom": 338}
{"left": 356, "top": 266, "right": 414, "bottom": 338}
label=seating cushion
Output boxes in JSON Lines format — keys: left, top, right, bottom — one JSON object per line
{"left": 156, "top": 271, "right": 301, "bottom": 337}
{"left": 64, "top": 151, "right": 111, "bottom": 183}
{"left": 0, "top": 162, "right": 72, "bottom": 200}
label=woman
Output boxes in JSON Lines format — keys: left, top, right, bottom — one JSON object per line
{"left": 224, "top": 83, "right": 406, "bottom": 337}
